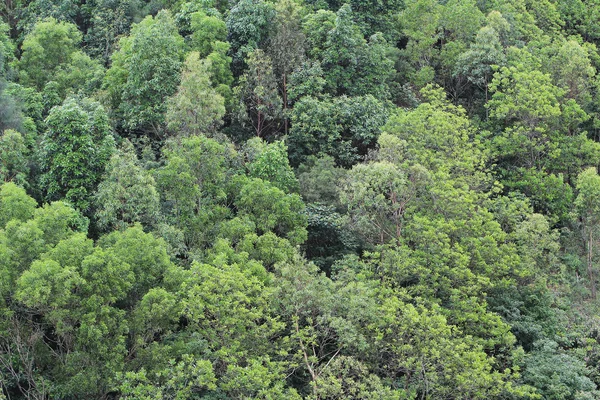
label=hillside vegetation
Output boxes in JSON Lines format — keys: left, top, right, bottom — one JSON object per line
{"left": 3, "top": 0, "right": 600, "bottom": 398}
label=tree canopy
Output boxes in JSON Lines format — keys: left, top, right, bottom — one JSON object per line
{"left": 4, "top": 0, "right": 600, "bottom": 398}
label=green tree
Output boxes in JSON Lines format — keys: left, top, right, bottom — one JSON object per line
{"left": 0, "top": 130, "right": 29, "bottom": 186}
{"left": 94, "top": 140, "right": 160, "bottom": 232}
{"left": 289, "top": 94, "right": 389, "bottom": 167}
{"left": 306, "top": 4, "right": 394, "bottom": 99}
{"left": 83, "top": 0, "right": 134, "bottom": 63}
{"left": 155, "top": 135, "right": 236, "bottom": 251}
{"left": 118, "top": 357, "right": 217, "bottom": 399}
{"left": 544, "top": 39, "right": 596, "bottom": 110}
{"left": 558, "top": 0, "right": 600, "bottom": 41}
{"left": 39, "top": 97, "right": 115, "bottom": 213}
{"left": 166, "top": 52, "right": 225, "bottom": 136}
{"left": 0, "top": 182, "right": 36, "bottom": 229}
{"left": 455, "top": 24, "right": 506, "bottom": 109}
{"left": 205, "top": 41, "right": 234, "bottom": 98}
{"left": 487, "top": 50, "right": 600, "bottom": 221}
{"left": 18, "top": 18, "right": 104, "bottom": 97}
{"left": 268, "top": 0, "right": 306, "bottom": 135}
{"left": 245, "top": 138, "right": 298, "bottom": 193}
{"left": 521, "top": 340, "right": 599, "bottom": 399}
{"left": 340, "top": 161, "right": 410, "bottom": 245}
{"left": 1, "top": 221, "right": 173, "bottom": 398}
{"left": 235, "top": 177, "right": 307, "bottom": 246}
{"left": 383, "top": 85, "right": 489, "bottom": 186}
{"left": 0, "top": 31, "right": 22, "bottom": 132}
{"left": 189, "top": 10, "right": 227, "bottom": 57}
{"left": 573, "top": 167, "right": 600, "bottom": 299}
{"left": 18, "top": 17, "right": 79, "bottom": 90}
{"left": 225, "top": 0, "right": 275, "bottom": 75}
{"left": 235, "top": 49, "right": 283, "bottom": 138}
{"left": 104, "top": 10, "right": 185, "bottom": 135}
{"left": 0, "top": 84, "right": 22, "bottom": 133}
{"left": 298, "top": 155, "right": 347, "bottom": 207}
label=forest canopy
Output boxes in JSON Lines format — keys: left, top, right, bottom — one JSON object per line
{"left": 3, "top": 0, "right": 600, "bottom": 399}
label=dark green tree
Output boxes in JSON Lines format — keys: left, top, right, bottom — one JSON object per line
{"left": 39, "top": 97, "right": 115, "bottom": 213}
{"left": 103, "top": 10, "right": 185, "bottom": 136}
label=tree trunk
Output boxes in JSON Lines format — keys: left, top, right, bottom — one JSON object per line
{"left": 283, "top": 73, "right": 288, "bottom": 136}
{"left": 589, "top": 229, "right": 597, "bottom": 299}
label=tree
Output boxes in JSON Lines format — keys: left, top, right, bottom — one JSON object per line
{"left": 104, "top": 10, "right": 185, "bottom": 135}
{"left": 383, "top": 85, "right": 488, "bottom": 186}
{"left": 306, "top": 4, "right": 394, "bottom": 99}
{"left": 0, "top": 130, "right": 29, "bottom": 186}
{"left": 225, "top": 0, "right": 275, "bottom": 75}
{"left": 94, "top": 140, "right": 160, "bottom": 232}
{"left": 205, "top": 41, "right": 234, "bottom": 98}
{"left": 0, "top": 31, "right": 22, "bottom": 132}
{"left": 455, "top": 24, "right": 506, "bottom": 109}
{"left": 156, "top": 135, "right": 237, "bottom": 251}
{"left": 18, "top": 18, "right": 104, "bottom": 97}
{"left": 268, "top": 0, "right": 306, "bottom": 135}
{"left": 288, "top": 94, "right": 389, "bottom": 167}
{"left": 0, "top": 182, "right": 36, "bottom": 229}
{"left": 118, "top": 357, "right": 216, "bottom": 399}
{"left": 557, "top": 0, "right": 600, "bottom": 41}
{"left": 298, "top": 155, "right": 347, "bottom": 207}
{"left": 39, "top": 97, "right": 115, "bottom": 213}
{"left": 1, "top": 219, "right": 173, "bottom": 398}
{"left": 367, "top": 288, "right": 519, "bottom": 399}
{"left": 521, "top": 340, "right": 599, "bottom": 399}
{"left": 0, "top": 83, "right": 21, "bottom": 133}
{"left": 544, "top": 39, "right": 596, "bottom": 109}
{"left": 18, "top": 18, "right": 78, "bottom": 90}
{"left": 573, "top": 167, "right": 600, "bottom": 299}
{"left": 340, "top": 161, "right": 409, "bottom": 245}
{"left": 236, "top": 49, "right": 283, "bottom": 138}
{"left": 166, "top": 52, "right": 225, "bottom": 136}
{"left": 245, "top": 138, "right": 298, "bottom": 193}
{"left": 343, "top": 0, "right": 403, "bottom": 41}
{"left": 235, "top": 177, "right": 307, "bottom": 246}
{"left": 83, "top": 0, "right": 134, "bottom": 64}
{"left": 189, "top": 10, "right": 227, "bottom": 57}
{"left": 487, "top": 51, "right": 600, "bottom": 221}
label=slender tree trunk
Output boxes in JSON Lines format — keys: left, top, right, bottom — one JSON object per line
{"left": 295, "top": 319, "right": 319, "bottom": 399}
{"left": 256, "top": 108, "right": 263, "bottom": 137}
{"left": 485, "top": 83, "right": 489, "bottom": 120}
{"left": 589, "top": 229, "right": 597, "bottom": 299}
{"left": 283, "top": 73, "right": 288, "bottom": 136}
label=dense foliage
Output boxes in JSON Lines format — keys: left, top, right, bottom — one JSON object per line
{"left": 4, "top": 0, "right": 600, "bottom": 398}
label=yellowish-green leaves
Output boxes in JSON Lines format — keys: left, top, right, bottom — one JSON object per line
{"left": 166, "top": 52, "right": 225, "bottom": 136}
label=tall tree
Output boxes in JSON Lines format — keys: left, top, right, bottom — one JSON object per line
{"left": 103, "top": 10, "right": 185, "bottom": 136}
{"left": 339, "top": 161, "right": 409, "bottom": 244}
{"left": 288, "top": 94, "right": 389, "bottom": 167}
{"left": 236, "top": 49, "right": 282, "bottom": 138}
{"left": 309, "top": 4, "right": 394, "bottom": 99}
{"left": 573, "top": 167, "right": 600, "bottom": 299}
{"left": 39, "top": 97, "right": 115, "bottom": 213}
{"left": 268, "top": 0, "right": 306, "bottom": 135}
{"left": 166, "top": 52, "right": 225, "bottom": 136}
